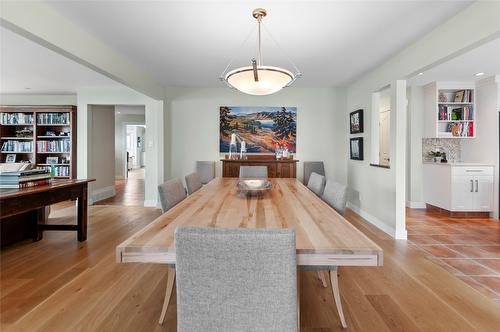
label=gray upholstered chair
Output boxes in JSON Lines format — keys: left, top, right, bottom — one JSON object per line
{"left": 307, "top": 172, "right": 326, "bottom": 196}
{"left": 322, "top": 180, "right": 348, "bottom": 215}
{"left": 175, "top": 227, "right": 297, "bottom": 332}
{"left": 303, "top": 161, "right": 325, "bottom": 185}
{"left": 239, "top": 165, "right": 268, "bottom": 178}
{"left": 157, "top": 178, "right": 186, "bottom": 213}
{"left": 185, "top": 172, "right": 203, "bottom": 195}
{"left": 196, "top": 161, "right": 216, "bottom": 184}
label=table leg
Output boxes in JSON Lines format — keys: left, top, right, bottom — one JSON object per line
{"left": 77, "top": 184, "right": 88, "bottom": 242}
{"left": 33, "top": 207, "right": 47, "bottom": 241}
{"left": 330, "top": 267, "right": 347, "bottom": 328}
{"left": 159, "top": 266, "right": 176, "bottom": 325}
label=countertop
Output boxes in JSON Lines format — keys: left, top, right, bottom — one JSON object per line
{"left": 423, "top": 162, "right": 495, "bottom": 167}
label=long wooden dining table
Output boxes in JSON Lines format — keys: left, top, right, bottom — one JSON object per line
{"left": 116, "top": 178, "right": 383, "bottom": 328}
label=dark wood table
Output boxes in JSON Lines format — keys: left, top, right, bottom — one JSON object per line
{"left": 0, "top": 179, "right": 95, "bottom": 245}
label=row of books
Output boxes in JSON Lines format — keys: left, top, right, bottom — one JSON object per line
{"left": 40, "top": 165, "right": 70, "bottom": 177}
{"left": 1, "top": 140, "right": 33, "bottom": 152}
{"left": 1, "top": 113, "right": 34, "bottom": 125}
{"left": 445, "top": 121, "right": 474, "bottom": 137}
{"left": 438, "top": 106, "right": 474, "bottom": 121}
{"left": 0, "top": 168, "right": 51, "bottom": 188}
{"left": 37, "top": 140, "right": 71, "bottom": 153}
{"left": 37, "top": 113, "right": 70, "bottom": 125}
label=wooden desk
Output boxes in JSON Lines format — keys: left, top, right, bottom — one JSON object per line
{"left": 221, "top": 157, "right": 298, "bottom": 178}
{"left": 0, "top": 179, "right": 94, "bottom": 244}
{"left": 117, "top": 178, "right": 383, "bottom": 326}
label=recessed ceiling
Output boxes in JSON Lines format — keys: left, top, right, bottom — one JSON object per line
{"left": 0, "top": 27, "right": 123, "bottom": 94}
{"left": 46, "top": 0, "right": 472, "bottom": 88}
{"left": 408, "top": 37, "right": 500, "bottom": 86}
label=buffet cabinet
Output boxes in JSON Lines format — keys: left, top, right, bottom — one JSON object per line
{"left": 221, "top": 156, "right": 298, "bottom": 178}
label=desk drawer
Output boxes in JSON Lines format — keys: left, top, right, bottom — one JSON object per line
{"left": 452, "top": 166, "right": 494, "bottom": 177}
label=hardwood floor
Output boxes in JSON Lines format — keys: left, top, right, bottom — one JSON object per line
{"left": 407, "top": 208, "right": 500, "bottom": 303}
{"left": 94, "top": 169, "right": 145, "bottom": 206}
{"left": 1, "top": 205, "right": 500, "bottom": 331}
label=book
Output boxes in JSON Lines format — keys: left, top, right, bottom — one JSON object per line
{"left": 0, "top": 179, "right": 51, "bottom": 189}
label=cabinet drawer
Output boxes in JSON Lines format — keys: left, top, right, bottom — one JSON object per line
{"left": 452, "top": 167, "right": 494, "bottom": 177}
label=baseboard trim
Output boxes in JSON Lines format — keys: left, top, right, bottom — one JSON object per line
{"left": 346, "top": 202, "right": 407, "bottom": 239}
{"left": 406, "top": 201, "right": 426, "bottom": 209}
{"left": 144, "top": 200, "right": 159, "bottom": 208}
{"left": 92, "top": 186, "right": 116, "bottom": 203}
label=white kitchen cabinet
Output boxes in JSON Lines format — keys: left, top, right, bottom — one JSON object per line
{"left": 423, "top": 163, "right": 494, "bottom": 212}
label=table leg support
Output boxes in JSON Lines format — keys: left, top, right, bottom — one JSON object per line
{"left": 159, "top": 266, "right": 176, "bottom": 325}
{"left": 330, "top": 267, "right": 347, "bottom": 329}
{"left": 77, "top": 184, "right": 88, "bottom": 242}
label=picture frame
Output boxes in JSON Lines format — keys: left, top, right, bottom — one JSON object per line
{"left": 5, "top": 154, "right": 16, "bottom": 163}
{"left": 46, "top": 156, "right": 59, "bottom": 164}
{"left": 350, "top": 137, "right": 364, "bottom": 160}
{"left": 350, "top": 109, "right": 364, "bottom": 134}
{"left": 454, "top": 90, "right": 465, "bottom": 102}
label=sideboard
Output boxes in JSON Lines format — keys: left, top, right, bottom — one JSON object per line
{"left": 221, "top": 155, "right": 298, "bottom": 178}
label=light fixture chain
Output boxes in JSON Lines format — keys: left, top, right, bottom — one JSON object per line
{"left": 261, "top": 22, "right": 301, "bottom": 75}
{"left": 219, "top": 25, "right": 257, "bottom": 79}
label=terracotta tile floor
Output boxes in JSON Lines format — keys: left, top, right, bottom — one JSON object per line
{"left": 407, "top": 209, "right": 500, "bottom": 303}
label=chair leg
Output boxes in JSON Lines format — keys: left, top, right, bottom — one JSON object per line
{"left": 158, "top": 266, "right": 176, "bottom": 325}
{"left": 329, "top": 267, "right": 347, "bottom": 329}
{"left": 317, "top": 270, "right": 328, "bottom": 288}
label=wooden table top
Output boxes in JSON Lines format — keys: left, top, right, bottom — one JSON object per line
{"left": 117, "top": 178, "right": 383, "bottom": 267}
{"left": 0, "top": 179, "right": 95, "bottom": 199}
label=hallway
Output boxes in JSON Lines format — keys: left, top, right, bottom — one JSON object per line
{"left": 94, "top": 168, "right": 146, "bottom": 207}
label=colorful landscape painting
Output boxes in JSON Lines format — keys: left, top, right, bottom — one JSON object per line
{"left": 220, "top": 106, "right": 297, "bottom": 153}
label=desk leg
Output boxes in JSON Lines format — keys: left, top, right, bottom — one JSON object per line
{"left": 77, "top": 184, "right": 88, "bottom": 242}
{"left": 297, "top": 266, "right": 301, "bottom": 331}
{"left": 330, "top": 267, "right": 347, "bottom": 328}
{"left": 33, "top": 207, "right": 48, "bottom": 241}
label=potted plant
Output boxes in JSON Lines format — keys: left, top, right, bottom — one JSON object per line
{"left": 428, "top": 150, "right": 444, "bottom": 163}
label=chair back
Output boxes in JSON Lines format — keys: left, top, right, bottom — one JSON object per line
{"left": 196, "top": 161, "right": 216, "bottom": 184}
{"left": 322, "top": 180, "right": 348, "bottom": 215}
{"left": 157, "top": 178, "right": 186, "bottom": 213}
{"left": 303, "top": 161, "right": 325, "bottom": 185}
{"left": 185, "top": 172, "right": 203, "bottom": 195}
{"left": 175, "top": 227, "right": 297, "bottom": 332}
{"left": 307, "top": 172, "right": 326, "bottom": 196}
{"left": 239, "top": 165, "right": 268, "bottom": 178}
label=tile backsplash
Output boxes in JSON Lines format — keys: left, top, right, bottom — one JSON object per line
{"left": 422, "top": 138, "right": 461, "bottom": 162}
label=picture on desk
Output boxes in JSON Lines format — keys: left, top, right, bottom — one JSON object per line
{"left": 220, "top": 106, "right": 297, "bottom": 153}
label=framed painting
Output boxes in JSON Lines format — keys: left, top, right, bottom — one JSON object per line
{"left": 350, "top": 109, "right": 363, "bottom": 134}
{"left": 219, "top": 106, "right": 297, "bottom": 153}
{"left": 350, "top": 137, "right": 364, "bottom": 160}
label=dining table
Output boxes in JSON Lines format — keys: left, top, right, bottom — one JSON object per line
{"left": 116, "top": 177, "right": 383, "bottom": 328}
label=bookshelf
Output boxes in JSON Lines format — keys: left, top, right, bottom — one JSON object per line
{"left": 424, "top": 82, "right": 475, "bottom": 138}
{"left": 0, "top": 105, "right": 77, "bottom": 178}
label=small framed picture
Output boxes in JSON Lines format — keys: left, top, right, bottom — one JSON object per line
{"left": 350, "top": 137, "right": 364, "bottom": 160}
{"left": 5, "top": 154, "right": 16, "bottom": 163}
{"left": 454, "top": 90, "right": 465, "bottom": 102}
{"left": 350, "top": 109, "right": 364, "bottom": 134}
{"left": 46, "top": 156, "right": 59, "bottom": 164}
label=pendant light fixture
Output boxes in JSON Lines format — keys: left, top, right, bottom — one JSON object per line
{"left": 220, "top": 8, "right": 301, "bottom": 96}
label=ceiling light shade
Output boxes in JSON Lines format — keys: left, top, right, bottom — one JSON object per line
{"left": 220, "top": 8, "right": 301, "bottom": 96}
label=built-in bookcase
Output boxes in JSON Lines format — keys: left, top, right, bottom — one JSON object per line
{"left": 0, "top": 105, "right": 77, "bottom": 178}
{"left": 424, "top": 82, "right": 476, "bottom": 138}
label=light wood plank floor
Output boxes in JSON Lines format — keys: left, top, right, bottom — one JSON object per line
{"left": 1, "top": 205, "right": 500, "bottom": 331}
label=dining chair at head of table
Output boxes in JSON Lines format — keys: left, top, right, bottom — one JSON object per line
{"left": 185, "top": 172, "right": 203, "bottom": 195}
{"left": 175, "top": 227, "right": 298, "bottom": 332}
{"left": 322, "top": 179, "right": 348, "bottom": 216}
{"left": 239, "top": 165, "right": 268, "bottom": 178}
{"left": 307, "top": 172, "right": 326, "bottom": 196}
{"left": 303, "top": 161, "right": 325, "bottom": 185}
{"left": 196, "top": 161, "right": 216, "bottom": 184}
{"left": 157, "top": 178, "right": 187, "bottom": 213}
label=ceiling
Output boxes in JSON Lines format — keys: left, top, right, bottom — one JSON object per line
{"left": 408, "top": 37, "right": 500, "bottom": 86}
{"left": 44, "top": 0, "right": 472, "bottom": 88}
{"left": 0, "top": 27, "right": 123, "bottom": 94}
{"left": 115, "top": 105, "right": 145, "bottom": 115}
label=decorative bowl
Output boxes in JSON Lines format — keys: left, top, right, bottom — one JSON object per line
{"left": 237, "top": 179, "right": 272, "bottom": 194}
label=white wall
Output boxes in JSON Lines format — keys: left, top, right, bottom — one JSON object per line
{"left": 115, "top": 113, "right": 145, "bottom": 178}
{"left": 166, "top": 87, "right": 343, "bottom": 184}
{"left": 89, "top": 105, "right": 115, "bottom": 201}
{"left": 0, "top": 93, "right": 76, "bottom": 105}
{"left": 407, "top": 86, "right": 425, "bottom": 208}
{"left": 461, "top": 76, "right": 499, "bottom": 218}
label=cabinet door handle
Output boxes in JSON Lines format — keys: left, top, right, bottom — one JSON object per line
{"left": 470, "top": 180, "right": 474, "bottom": 192}
{"left": 475, "top": 179, "right": 479, "bottom": 192}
